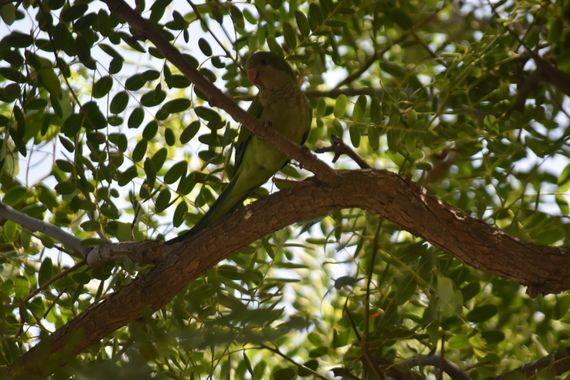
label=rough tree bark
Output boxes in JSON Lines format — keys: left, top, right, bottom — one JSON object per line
{"left": 5, "top": 170, "right": 570, "bottom": 378}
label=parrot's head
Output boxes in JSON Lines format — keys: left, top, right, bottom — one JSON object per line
{"left": 246, "top": 51, "right": 297, "bottom": 91}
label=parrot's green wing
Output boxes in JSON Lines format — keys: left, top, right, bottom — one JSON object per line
{"left": 232, "top": 96, "right": 263, "bottom": 177}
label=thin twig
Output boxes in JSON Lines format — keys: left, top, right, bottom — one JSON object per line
{"left": 20, "top": 261, "right": 85, "bottom": 305}
{"left": 315, "top": 135, "right": 371, "bottom": 169}
{"left": 258, "top": 344, "right": 328, "bottom": 380}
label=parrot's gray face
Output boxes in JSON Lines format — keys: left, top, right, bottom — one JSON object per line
{"left": 246, "top": 51, "right": 297, "bottom": 92}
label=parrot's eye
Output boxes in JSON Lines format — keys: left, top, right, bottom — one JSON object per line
{"left": 260, "top": 58, "right": 268, "bottom": 65}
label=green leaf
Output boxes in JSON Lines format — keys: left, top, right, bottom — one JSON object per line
{"left": 558, "top": 163, "right": 570, "bottom": 192}
{"left": 150, "top": 0, "right": 171, "bottom": 21}
{"left": 143, "top": 120, "right": 159, "bottom": 140}
{"left": 437, "top": 276, "right": 463, "bottom": 318}
{"left": 353, "top": 95, "right": 367, "bottom": 122}
{"left": 368, "top": 126, "right": 379, "bottom": 151}
{"left": 162, "top": 98, "right": 191, "bottom": 114}
{"left": 125, "top": 74, "right": 146, "bottom": 91}
{"left": 1, "top": 3, "right": 16, "bottom": 25}
{"left": 165, "top": 127, "right": 175, "bottom": 146}
{"left": 132, "top": 140, "right": 147, "bottom": 162}
{"left": 380, "top": 61, "right": 406, "bottom": 78}
{"left": 109, "top": 133, "right": 128, "bottom": 152}
{"left": 349, "top": 125, "right": 360, "bottom": 147}
{"left": 273, "top": 367, "right": 296, "bottom": 380}
{"left": 297, "top": 359, "right": 318, "bottom": 377}
{"left": 61, "top": 3, "right": 88, "bottom": 22}
{"left": 38, "top": 64, "right": 62, "bottom": 97}
{"left": 55, "top": 159, "right": 74, "bottom": 173}
{"left": 0, "top": 67, "right": 26, "bottom": 82}
{"left": 3, "top": 220, "right": 17, "bottom": 240}
{"left": 556, "top": 194, "right": 569, "bottom": 216}
{"left": 177, "top": 175, "right": 195, "bottom": 195}
{"left": 4, "top": 31, "right": 33, "bottom": 48}
{"left": 180, "top": 121, "right": 200, "bottom": 144}
{"left": 333, "top": 94, "right": 348, "bottom": 117}
{"left": 164, "top": 161, "right": 187, "bottom": 184}
{"left": 140, "top": 89, "right": 166, "bottom": 107}
{"left": 110, "top": 91, "right": 129, "bottom": 114}
{"left": 156, "top": 188, "right": 171, "bottom": 212}
{"left": 308, "top": 4, "right": 323, "bottom": 31}
{"left": 151, "top": 148, "right": 168, "bottom": 172}
{"left": 82, "top": 101, "right": 107, "bottom": 130}
{"left": 370, "top": 97, "right": 382, "bottom": 123}
{"left": 481, "top": 330, "right": 505, "bottom": 345}
{"left": 295, "top": 11, "right": 310, "bottom": 37}
{"left": 173, "top": 201, "right": 188, "bottom": 227}
{"left": 282, "top": 22, "right": 297, "bottom": 48}
{"left": 2, "top": 185, "right": 28, "bottom": 206}
{"left": 198, "top": 38, "right": 212, "bottom": 56}
{"left": 38, "top": 258, "right": 53, "bottom": 287}
{"left": 0, "top": 83, "right": 21, "bottom": 102}
{"left": 128, "top": 107, "right": 144, "bottom": 129}
{"left": 467, "top": 304, "right": 497, "bottom": 323}
{"left": 37, "top": 185, "right": 58, "bottom": 208}
{"left": 195, "top": 106, "right": 221, "bottom": 124}
{"left": 165, "top": 74, "right": 191, "bottom": 88}
{"left": 92, "top": 75, "right": 113, "bottom": 98}
{"left": 388, "top": 8, "right": 413, "bottom": 29}
{"left": 62, "top": 113, "right": 83, "bottom": 137}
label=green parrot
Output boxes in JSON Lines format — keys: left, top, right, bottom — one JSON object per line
{"left": 169, "top": 51, "right": 312, "bottom": 243}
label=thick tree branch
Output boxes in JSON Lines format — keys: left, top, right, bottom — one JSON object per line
{"left": 102, "top": 0, "right": 336, "bottom": 183}
{"left": 5, "top": 170, "right": 570, "bottom": 378}
{"left": 488, "top": 347, "right": 570, "bottom": 380}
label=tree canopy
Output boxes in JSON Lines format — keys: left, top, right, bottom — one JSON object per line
{"left": 1, "top": 0, "right": 570, "bottom": 378}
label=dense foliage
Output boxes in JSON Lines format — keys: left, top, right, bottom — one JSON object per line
{"left": 1, "top": 0, "right": 569, "bottom": 378}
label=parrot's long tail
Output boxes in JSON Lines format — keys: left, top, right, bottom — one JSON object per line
{"left": 166, "top": 178, "right": 244, "bottom": 244}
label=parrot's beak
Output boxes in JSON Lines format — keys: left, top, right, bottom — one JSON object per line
{"left": 247, "top": 67, "right": 259, "bottom": 85}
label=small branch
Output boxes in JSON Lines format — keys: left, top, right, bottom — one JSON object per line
{"left": 487, "top": 347, "right": 570, "bottom": 380}
{"left": 258, "top": 344, "right": 328, "bottom": 380}
{"left": 330, "top": 367, "right": 361, "bottom": 379}
{"left": 400, "top": 355, "right": 472, "bottom": 380}
{"left": 20, "top": 261, "right": 85, "bottom": 305}
{"left": 0, "top": 201, "right": 86, "bottom": 258}
{"left": 315, "top": 135, "right": 371, "bottom": 169}
{"left": 103, "top": 0, "right": 337, "bottom": 183}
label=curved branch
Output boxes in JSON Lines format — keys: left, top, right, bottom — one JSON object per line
{"left": 5, "top": 170, "right": 570, "bottom": 378}
{"left": 0, "top": 201, "right": 86, "bottom": 258}
{"left": 400, "top": 355, "right": 471, "bottom": 380}
{"left": 488, "top": 347, "right": 570, "bottom": 380}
